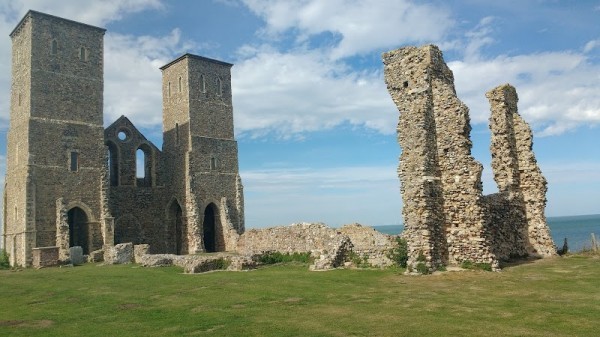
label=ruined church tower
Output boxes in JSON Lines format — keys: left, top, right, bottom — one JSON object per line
{"left": 160, "top": 55, "right": 244, "bottom": 254}
{"left": 3, "top": 11, "right": 108, "bottom": 266}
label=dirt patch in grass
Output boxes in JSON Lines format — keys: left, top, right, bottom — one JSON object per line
{"left": 0, "top": 319, "right": 54, "bottom": 328}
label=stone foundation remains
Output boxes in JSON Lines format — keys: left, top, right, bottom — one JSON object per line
{"left": 383, "top": 45, "right": 556, "bottom": 272}
{"left": 32, "top": 246, "right": 59, "bottom": 268}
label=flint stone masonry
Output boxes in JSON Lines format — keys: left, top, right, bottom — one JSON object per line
{"left": 136, "top": 251, "right": 256, "bottom": 273}
{"left": 32, "top": 246, "right": 59, "bottom": 268}
{"left": 2, "top": 10, "right": 244, "bottom": 267}
{"left": 87, "top": 249, "right": 104, "bottom": 263}
{"left": 237, "top": 222, "right": 397, "bottom": 269}
{"left": 383, "top": 45, "right": 555, "bottom": 271}
{"left": 486, "top": 84, "right": 556, "bottom": 258}
{"left": 105, "top": 242, "right": 133, "bottom": 264}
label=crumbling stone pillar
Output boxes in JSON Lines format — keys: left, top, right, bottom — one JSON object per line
{"left": 383, "top": 46, "right": 448, "bottom": 271}
{"left": 486, "top": 84, "right": 556, "bottom": 257}
{"left": 383, "top": 45, "right": 498, "bottom": 270}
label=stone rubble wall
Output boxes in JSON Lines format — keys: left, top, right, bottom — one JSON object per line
{"left": 383, "top": 45, "right": 497, "bottom": 271}
{"left": 382, "top": 46, "right": 448, "bottom": 271}
{"left": 31, "top": 246, "right": 59, "bottom": 268}
{"left": 384, "top": 45, "right": 555, "bottom": 271}
{"left": 486, "top": 84, "right": 556, "bottom": 257}
{"left": 338, "top": 224, "right": 397, "bottom": 267}
{"left": 237, "top": 222, "right": 397, "bottom": 269}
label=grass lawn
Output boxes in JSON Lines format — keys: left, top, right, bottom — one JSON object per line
{"left": 0, "top": 255, "right": 599, "bottom": 336}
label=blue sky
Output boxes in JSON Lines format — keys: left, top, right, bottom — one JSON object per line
{"left": 0, "top": 0, "right": 599, "bottom": 228}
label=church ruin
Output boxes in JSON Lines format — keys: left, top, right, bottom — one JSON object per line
{"left": 2, "top": 10, "right": 244, "bottom": 267}
{"left": 383, "top": 45, "right": 556, "bottom": 271}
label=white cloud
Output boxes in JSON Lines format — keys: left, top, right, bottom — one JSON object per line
{"left": 1, "top": 0, "right": 164, "bottom": 26}
{"left": 584, "top": 39, "right": 599, "bottom": 53}
{"left": 241, "top": 165, "right": 402, "bottom": 227}
{"left": 232, "top": 46, "right": 397, "bottom": 137}
{"left": 0, "top": 0, "right": 166, "bottom": 127}
{"left": 104, "top": 29, "right": 195, "bottom": 128}
{"left": 240, "top": 0, "right": 454, "bottom": 59}
{"left": 450, "top": 51, "right": 600, "bottom": 136}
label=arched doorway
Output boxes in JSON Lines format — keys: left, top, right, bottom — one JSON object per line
{"left": 68, "top": 207, "right": 89, "bottom": 254}
{"left": 168, "top": 200, "right": 184, "bottom": 255}
{"left": 203, "top": 204, "right": 217, "bottom": 252}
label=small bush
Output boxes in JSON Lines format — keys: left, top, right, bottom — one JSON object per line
{"left": 387, "top": 237, "right": 408, "bottom": 268}
{"left": 0, "top": 250, "right": 10, "bottom": 269}
{"left": 256, "top": 252, "right": 312, "bottom": 265}
{"left": 461, "top": 260, "right": 492, "bottom": 272}
{"left": 349, "top": 252, "right": 371, "bottom": 268}
{"left": 213, "top": 258, "right": 230, "bottom": 270}
{"left": 416, "top": 262, "right": 430, "bottom": 275}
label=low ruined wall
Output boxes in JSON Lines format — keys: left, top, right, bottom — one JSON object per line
{"left": 338, "top": 224, "right": 397, "bottom": 267}
{"left": 236, "top": 222, "right": 397, "bottom": 268}
{"left": 236, "top": 223, "right": 342, "bottom": 255}
{"left": 482, "top": 193, "right": 529, "bottom": 261}
{"left": 31, "top": 246, "right": 59, "bottom": 268}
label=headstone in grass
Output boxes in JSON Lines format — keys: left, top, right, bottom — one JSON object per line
{"left": 69, "top": 246, "right": 84, "bottom": 265}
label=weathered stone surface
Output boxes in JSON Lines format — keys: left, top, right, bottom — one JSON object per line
{"left": 88, "top": 249, "right": 104, "bottom": 263}
{"left": 69, "top": 246, "right": 84, "bottom": 266}
{"left": 138, "top": 254, "right": 178, "bottom": 267}
{"left": 237, "top": 222, "right": 396, "bottom": 270}
{"left": 338, "top": 224, "right": 396, "bottom": 267}
{"left": 309, "top": 236, "right": 353, "bottom": 271}
{"left": 2, "top": 10, "right": 245, "bottom": 267}
{"left": 486, "top": 84, "right": 556, "bottom": 258}
{"left": 133, "top": 244, "right": 150, "bottom": 264}
{"left": 383, "top": 45, "right": 497, "bottom": 271}
{"left": 105, "top": 243, "right": 134, "bottom": 264}
{"left": 383, "top": 45, "right": 555, "bottom": 271}
{"left": 32, "top": 246, "right": 59, "bottom": 268}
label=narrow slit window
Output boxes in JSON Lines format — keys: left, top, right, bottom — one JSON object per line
{"left": 51, "top": 39, "right": 58, "bottom": 54}
{"left": 175, "top": 123, "right": 179, "bottom": 145}
{"left": 79, "top": 47, "right": 88, "bottom": 61}
{"left": 210, "top": 157, "right": 217, "bottom": 170}
{"left": 216, "top": 78, "right": 222, "bottom": 96}
{"left": 178, "top": 77, "right": 182, "bottom": 93}
{"left": 200, "top": 75, "right": 206, "bottom": 93}
{"left": 70, "top": 152, "right": 79, "bottom": 172}
{"left": 168, "top": 82, "right": 171, "bottom": 97}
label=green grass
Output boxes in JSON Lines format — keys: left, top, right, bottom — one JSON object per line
{"left": 1, "top": 256, "right": 599, "bottom": 336}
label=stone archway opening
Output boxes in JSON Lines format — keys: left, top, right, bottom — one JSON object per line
{"left": 168, "top": 200, "right": 185, "bottom": 255}
{"left": 68, "top": 207, "right": 90, "bottom": 254}
{"left": 203, "top": 204, "right": 217, "bottom": 252}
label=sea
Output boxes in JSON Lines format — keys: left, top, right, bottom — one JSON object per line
{"left": 373, "top": 214, "right": 600, "bottom": 253}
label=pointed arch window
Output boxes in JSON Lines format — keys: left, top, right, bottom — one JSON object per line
{"left": 136, "top": 144, "right": 153, "bottom": 187}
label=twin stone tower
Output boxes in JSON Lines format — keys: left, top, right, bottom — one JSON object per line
{"left": 3, "top": 11, "right": 555, "bottom": 270}
{"left": 3, "top": 11, "right": 244, "bottom": 267}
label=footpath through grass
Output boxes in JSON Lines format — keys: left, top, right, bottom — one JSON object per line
{"left": 1, "top": 255, "right": 599, "bottom": 336}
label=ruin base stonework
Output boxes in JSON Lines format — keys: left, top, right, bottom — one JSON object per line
{"left": 383, "top": 45, "right": 556, "bottom": 271}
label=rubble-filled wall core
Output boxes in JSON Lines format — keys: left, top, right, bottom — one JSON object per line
{"left": 383, "top": 45, "right": 497, "bottom": 271}
{"left": 2, "top": 10, "right": 245, "bottom": 266}
{"left": 486, "top": 84, "right": 556, "bottom": 258}
{"left": 383, "top": 45, "right": 555, "bottom": 271}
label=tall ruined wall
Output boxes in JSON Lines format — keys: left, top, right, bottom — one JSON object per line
{"left": 382, "top": 46, "right": 448, "bottom": 271}
{"left": 486, "top": 84, "right": 555, "bottom": 257}
{"left": 383, "top": 45, "right": 497, "bottom": 271}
